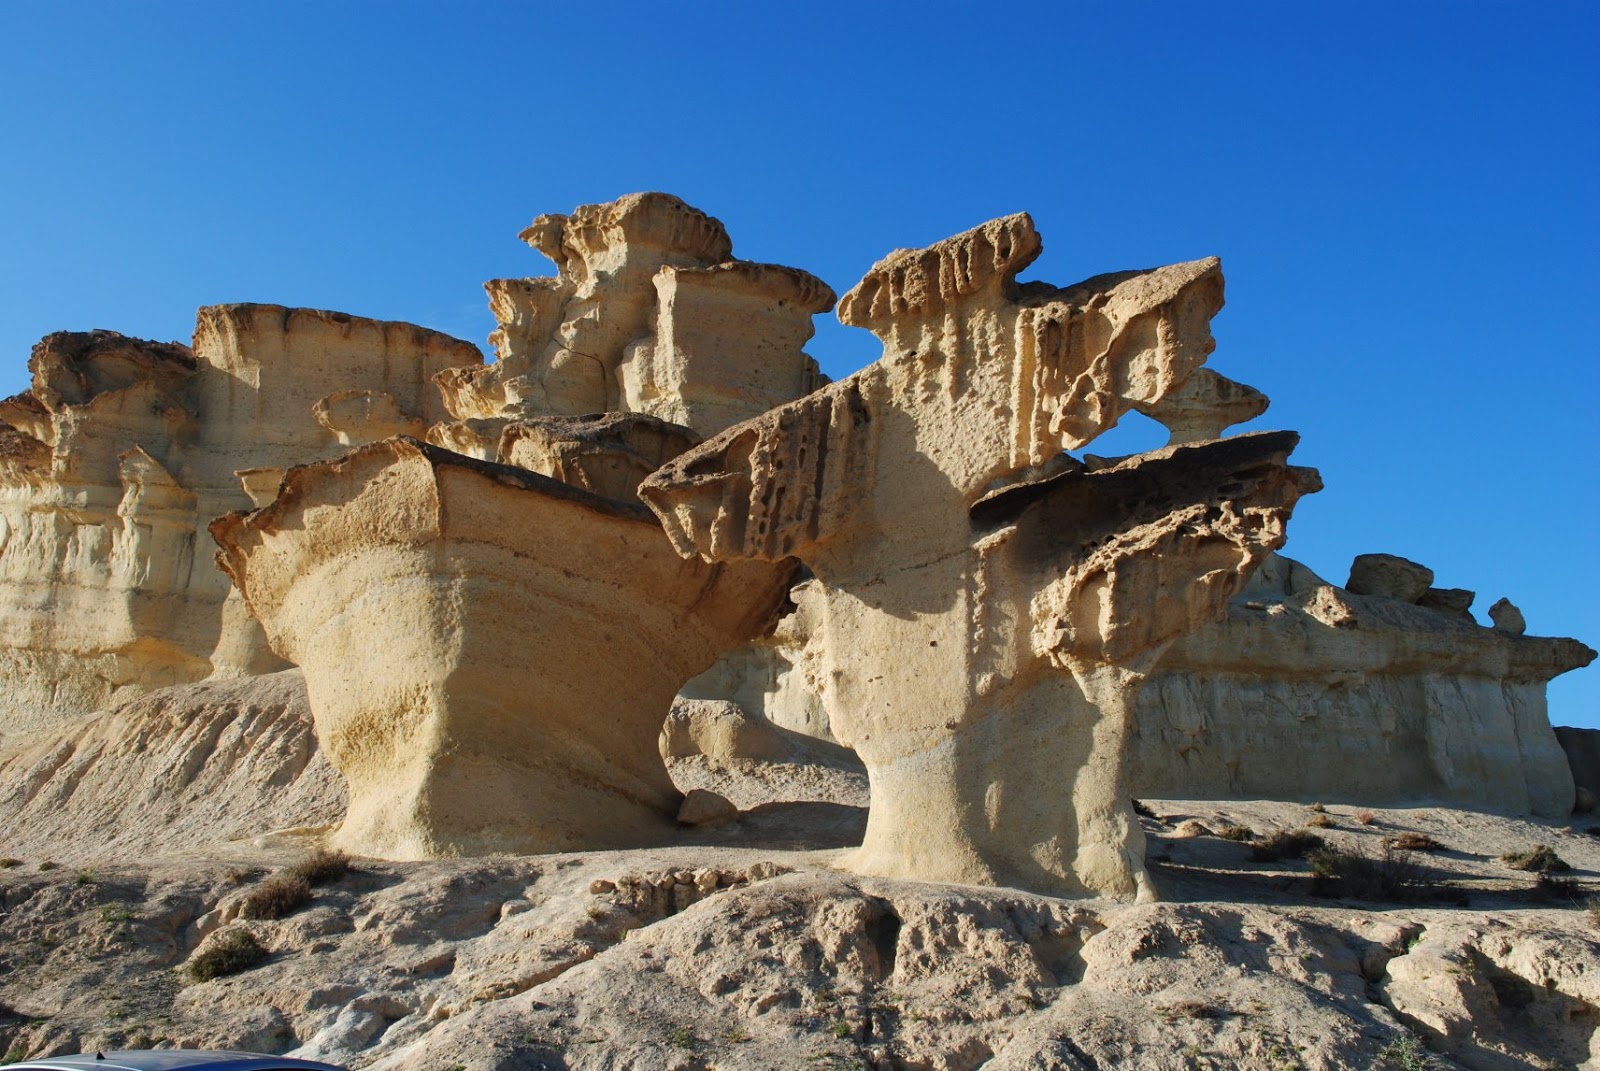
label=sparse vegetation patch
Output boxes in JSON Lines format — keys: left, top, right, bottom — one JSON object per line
{"left": 1500, "top": 845, "right": 1569, "bottom": 873}
{"left": 186, "top": 929, "right": 267, "bottom": 981}
{"left": 1250, "top": 829, "right": 1326, "bottom": 862}
{"left": 288, "top": 848, "right": 351, "bottom": 886}
{"left": 1217, "top": 824, "right": 1256, "bottom": 842}
{"left": 239, "top": 875, "right": 312, "bottom": 921}
{"left": 1386, "top": 832, "right": 1443, "bottom": 852}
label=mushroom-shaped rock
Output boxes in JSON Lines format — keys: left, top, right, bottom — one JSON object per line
{"left": 1135, "top": 367, "right": 1270, "bottom": 444}
{"left": 642, "top": 214, "right": 1319, "bottom": 899}
{"left": 211, "top": 437, "right": 792, "bottom": 860}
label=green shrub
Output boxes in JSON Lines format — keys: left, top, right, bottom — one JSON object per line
{"left": 239, "top": 875, "right": 312, "bottom": 920}
{"left": 187, "top": 929, "right": 267, "bottom": 981}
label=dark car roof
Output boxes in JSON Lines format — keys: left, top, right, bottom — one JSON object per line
{"left": 5, "top": 1052, "right": 348, "bottom": 1071}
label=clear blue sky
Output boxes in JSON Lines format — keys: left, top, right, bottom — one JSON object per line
{"left": 2, "top": 3, "right": 1596, "bottom": 725}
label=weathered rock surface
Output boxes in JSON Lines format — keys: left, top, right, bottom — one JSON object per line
{"left": 0, "top": 670, "right": 342, "bottom": 863}
{"left": 644, "top": 213, "right": 1319, "bottom": 899}
{"left": 0, "top": 311, "right": 482, "bottom": 735}
{"left": 0, "top": 802, "right": 1595, "bottom": 1070}
{"left": 435, "top": 192, "right": 834, "bottom": 442}
{"left": 1131, "top": 553, "right": 1596, "bottom": 816}
{"left": 211, "top": 437, "right": 793, "bottom": 860}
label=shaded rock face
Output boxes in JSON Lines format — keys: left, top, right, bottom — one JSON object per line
{"left": 0, "top": 313, "right": 482, "bottom": 735}
{"left": 1130, "top": 553, "right": 1596, "bottom": 817}
{"left": 435, "top": 191, "right": 835, "bottom": 442}
{"left": 0, "top": 670, "right": 343, "bottom": 862}
{"left": 643, "top": 213, "right": 1319, "bottom": 899}
{"left": 212, "top": 438, "right": 793, "bottom": 860}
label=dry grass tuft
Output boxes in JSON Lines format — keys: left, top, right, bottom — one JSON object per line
{"left": 1386, "top": 832, "right": 1444, "bottom": 852}
{"left": 1309, "top": 844, "right": 1436, "bottom": 901}
{"left": 1501, "top": 845, "right": 1569, "bottom": 873}
{"left": 1249, "top": 829, "right": 1326, "bottom": 863}
{"left": 239, "top": 874, "right": 312, "bottom": 920}
{"left": 1216, "top": 824, "right": 1256, "bottom": 842}
{"left": 289, "top": 848, "right": 352, "bottom": 887}
{"left": 1355, "top": 810, "right": 1379, "bottom": 826}
{"left": 1306, "top": 813, "right": 1334, "bottom": 829}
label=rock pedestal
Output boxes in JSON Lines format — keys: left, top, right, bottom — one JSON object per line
{"left": 212, "top": 437, "right": 792, "bottom": 859}
{"left": 643, "top": 213, "right": 1318, "bottom": 899}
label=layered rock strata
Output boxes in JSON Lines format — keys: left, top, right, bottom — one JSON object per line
{"left": 1131, "top": 553, "right": 1596, "bottom": 816}
{"left": 643, "top": 213, "right": 1319, "bottom": 899}
{"left": 0, "top": 314, "right": 480, "bottom": 734}
{"left": 212, "top": 437, "right": 793, "bottom": 859}
{"left": 434, "top": 192, "right": 835, "bottom": 445}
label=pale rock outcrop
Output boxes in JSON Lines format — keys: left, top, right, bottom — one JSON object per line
{"left": 1489, "top": 596, "right": 1527, "bottom": 635}
{"left": 1130, "top": 553, "right": 1595, "bottom": 816}
{"left": 0, "top": 670, "right": 342, "bottom": 863}
{"left": 211, "top": 437, "right": 793, "bottom": 860}
{"left": 1346, "top": 552, "right": 1434, "bottom": 603}
{"left": 1136, "top": 366, "right": 1269, "bottom": 443}
{"left": 0, "top": 311, "right": 481, "bottom": 734}
{"left": 643, "top": 213, "right": 1319, "bottom": 899}
{"left": 433, "top": 192, "right": 834, "bottom": 444}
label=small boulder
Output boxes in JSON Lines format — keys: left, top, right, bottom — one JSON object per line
{"left": 677, "top": 789, "right": 739, "bottom": 827}
{"left": 1574, "top": 786, "right": 1597, "bottom": 815}
{"left": 1418, "top": 586, "right": 1475, "bottom": 622}
{"left": 1489, "top": 597, "right": 1526, "bottom": 635}
{"left": 1345, "top": 553, "right": 1434, "bottom": 603}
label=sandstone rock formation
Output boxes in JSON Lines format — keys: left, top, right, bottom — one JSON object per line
{"left": 211, "top": 437, "right": 793, "bottom": 860}
{"left": 1130, "top": 552, "right": 1595, "bottom": 816}
{"left": 643, "top": 213, "right": 1319, "bottom": 899}
{"left": 432, "top": 192, "right": 834, "bottom": 447}
{"left": 0, "top": 311, "right": 481, "bottom": 735}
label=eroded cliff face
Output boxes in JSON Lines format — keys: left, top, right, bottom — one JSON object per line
{"left": 0, "top": 312, "right": 482, "bottom": 736}
{"left": 1130, "top": 552, "right": 1596, "bottom": 817}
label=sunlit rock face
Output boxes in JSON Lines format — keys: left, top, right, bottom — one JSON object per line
{"left": 0, "top": 313, "right": 481, "bottom": 735}
{"left": 212, "top": 437, "right": 793, "bottom": 860}
{"left": 643, "top": 213, "right": 1319, "bottom": 900}
{"left": 1130, "top": 552, "right": 1595, "bottom": 817}
{"left": 433, "top": 191, "right": 835, "bottom": 448}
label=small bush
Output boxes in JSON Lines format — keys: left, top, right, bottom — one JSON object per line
{"left": 0, "top": 858, "right": 21, "bottom": 869}
{"left": 1355, "top": 810, "right": 1378, "bottom": 826}
{"left": 288, "top": 848, "right": 351, "bottom": 887}
{"left": 1216, "top": 824, "right": 1256, "bottom": 842}
{"left": 239, "top": 875, "right": 312, "bottom": 920}
{"left": 1309, "top": 845, "right": 1432, "bottom": 901}
{"left": 1533, "top": 873, "right": 1581, "bottom": 902}
{"left": 1309, "top": 802, "right": 1327, "bottom": 813}
{"left": 187, "top": 929, "right": 267, "bottom": 981}
{"left": 36, "top": 861, "right": 57, "bottom": 871}
{"left": 1387, "top": 832, "right": 1444, "bottom": 852}
{"left": 1250, "top": 829, "right": 1326, "bottom": 862}
{"left": 1501, "top": 845, "right": 1569, "bottom": 873}
{"left": 1306, "top": 813, "right": 1334, "bottom": 829}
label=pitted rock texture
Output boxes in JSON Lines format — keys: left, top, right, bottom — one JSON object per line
{"left": 0, "top": 801, "right": 1596, "bottom": 1071}
{"left": 0, "top": 312, "right": 482, "bottom": 735}
{"left": 211, "top": 437, "right": 793, "bottom": 860}
{"left": 435, "top": 192, "right": 834, "bottom": 441}
{"left": 1130, "top": 553, "right": 1595, "bottom": 817}
{"left": 643, "top": 212, "right": 1318, "bottom": 899}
